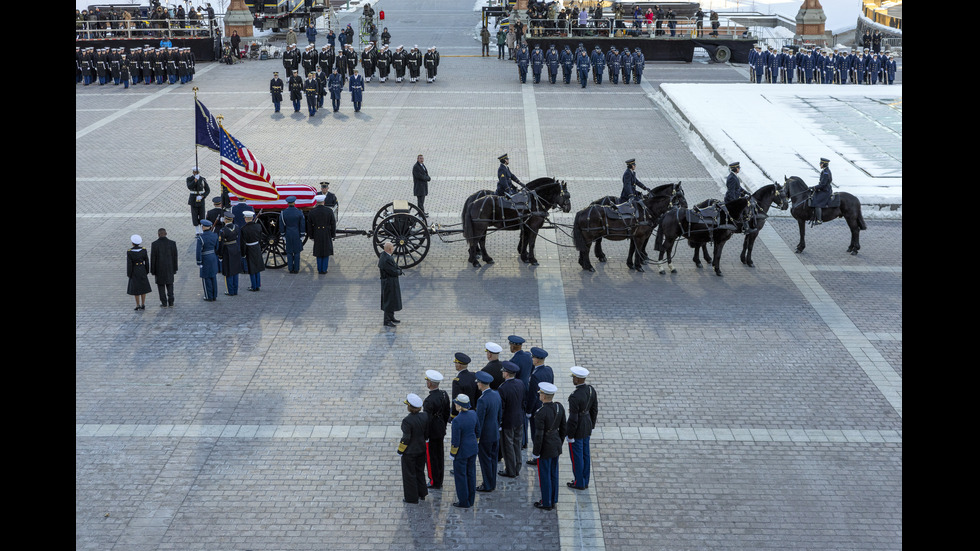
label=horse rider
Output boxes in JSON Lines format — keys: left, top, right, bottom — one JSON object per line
{"left": 496, "top": 154, "right": 525, "bottom": 197}
{"left": 619, "top": 159, "right": 650, "bottom": 202}
{"left": 724, "top": 161, "right": 750, "bottom": 203}
{"left": 810, "top": 157, "right": 833, "bottom": 225}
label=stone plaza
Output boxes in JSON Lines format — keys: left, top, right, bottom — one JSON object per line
{"left": 76, "top": 2, "right": 902, "bottom": 549}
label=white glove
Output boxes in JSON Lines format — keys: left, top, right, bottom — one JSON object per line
{"left": 567, "top": 438, "right": 575, "bottom": 443}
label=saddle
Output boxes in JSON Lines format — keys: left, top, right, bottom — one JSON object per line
{"left": 602, "top": 199, "right": 639, "bottom": 221}
{"left": 805, "top": 191, "right": 841, "bottom": 209}
{"left": 686, "top": 201, "right": 735, "bottom": 232}
{"left": 500, "top": 191, "right": 530, "bottom": 211}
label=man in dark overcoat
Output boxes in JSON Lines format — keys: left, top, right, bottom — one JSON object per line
{"left": 218, "top": 212, "right": 242, "bottom": 295}
{"left": 412, "top": 154, "right": 431, "bottom": 216}
{"left": 150, "top": 228, "right": 178, "bottom": 307}
{"left": 379, "top": 241, "right": 403, "bottom": 326}
{"left": 307, "top": 197, "right": 336, "bottom": 274}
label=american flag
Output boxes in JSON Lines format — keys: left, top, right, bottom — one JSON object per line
{"left": 219, "top": 127, "right": 279, "bottom": 202}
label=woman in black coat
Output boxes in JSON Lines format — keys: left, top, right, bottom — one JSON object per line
{"left": 127, "top": 235, "right": 151, "bottom": 310}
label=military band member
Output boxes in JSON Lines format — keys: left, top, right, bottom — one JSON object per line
{"left": 270, "top": 71, "right": 284, "bottom": 113}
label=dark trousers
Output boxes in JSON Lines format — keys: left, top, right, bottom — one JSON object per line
{"left": 401, "top": 452, "right": 428, "bottom": 503}
{"left": 501, "top": 426, "right": 523, "bottom": 476}
{"left": 157, "top": 283, "right": 174, "bottom": 306}
{"left": 453, "top": 454, "right": 477, "bottom": 507}
{"left": 426, "top": 440, "right": 445, "bottom": 487}
{"left": 498, "top": 44, "right": 505, "bottom": 58}
{"left": 316, "top": 256, "right": 330, "bottom": 273}
{"left": 477, "top": 438, "right": 498, "bottom": 490}
{"left": 415, "top": 195, "right": 426, "bottom": 213}
{"left": 568, "top": 436, "right": 591, "bottom": 488}
{"left": 224, "top": 275, "right": 238, "bottom": 295}
{"left": 202, "top": 276, "right": 217, "bottom": 300}
{"left": 249, "top": 271, "right": 261, "bottom": 290}
{"left": 482, "top": 43, "right": 490, "bottom": 56}
{"left": 537, "top": 456, "right": 559, "bottom": 506}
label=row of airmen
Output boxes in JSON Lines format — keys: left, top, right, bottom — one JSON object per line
{"left": 283, "top": 43, "right": 441, "bottom": 85}
{"left": 76, "top": 45, "right": 196, "bottom": 86}
{"left": 514, "top": 43, "right": 646, "bottom": 87}
{"left": 749, "top": 45, "right": 898, "bottom": 85}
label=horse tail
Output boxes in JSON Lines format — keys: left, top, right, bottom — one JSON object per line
{"left": 572, "top": 212, "right": 588, "bottom": 252}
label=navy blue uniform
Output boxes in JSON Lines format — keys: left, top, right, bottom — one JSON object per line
{"left": 620, "top": 167, "right": 649, "bottom": 202}
{"left": 725, "top": 171, "right": 747, "bottom": 203}
{"left": 195, "top": 231, "right": 220, "bottom": 300}
{"left": 450, "top": 409, "right": 479, "bottom": 507}
{"left": 475, "top": 388, "right": 502, "bottom": 491}
{"left": 813, "top": 166, "right": 832, "bottom": 208}
{"left": 496, "top": 163, "right": 522, "bottom": 196}
{"left": 545, "top": 46, "right": 560, "bottom": 84}
{"left": 531, "top": 46, "right": 544, "bottom": 83}
{"left": 590, "top": 47, "right": 605, "bottom": 84}
{"left": 560, "top": 47, "right": 574, "bottom": 84}
{"left": 279, "top": 205, "right": 306, "bottom": 273}
{"left": 566, "top": 384, "right": 598, "bottom": 489}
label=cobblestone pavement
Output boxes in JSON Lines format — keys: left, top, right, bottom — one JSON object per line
{"left": 77, "top": 2, "right": 901, "bottom": 550}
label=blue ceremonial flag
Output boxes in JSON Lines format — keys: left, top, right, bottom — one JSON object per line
{"left": 195, "top": 97, "right": 220, "bottom": 152}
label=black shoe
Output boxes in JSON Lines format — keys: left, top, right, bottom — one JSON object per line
{"left": 526, "top": 458, "right": 538, "bottom": 466}
{"left": 533, "top": 501, "right": 554, "bottom": 511}
{"left": 384, "top": 321, "right": 396, "bottom": 327}
{"left": 498, "top": 471, "right": 518, "bottom": 478}
{"left": 475, "top": 485, "right": 492, "bottom": 493}
{"left": 160, "top": 304, "right": 168, "bottom": 308}
{"left": 427, "top": 483, "right": 441, "bottom": 490}
{"left": 567, "top": 481, "right": 587, "bottom": 490}
{"left": 403, "top": 499, "right": 419, "bottom": 504}
{"left": 452, "top": 502, "right": 470, "bottom": 508}
{"left": 391, "top": 318, "right": 401, "bottom": 323}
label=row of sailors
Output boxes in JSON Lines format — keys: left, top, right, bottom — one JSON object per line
{"left": 283, "top": 42, "right": 441, "bottom": 84}
{"left": 516, "top": 43, "right": 647, "bottom": 85}
{"left": 76, "top": 45, "right": 196, "bottom": 86}
{"left": 748, "top": 45, "right": 897, "bottom": 85}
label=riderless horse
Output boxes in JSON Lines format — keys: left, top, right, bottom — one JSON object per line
{"left": 783, "top": 176, "right": 866, "bottom": 255}
{"left": 654, "top": 196, "right": 750, "bottom": 276}
{"left": 461, "top": 177, "right": 571, "bottom": 267}
{"left": 572, "top": 182, "right": 686, "bottom": 272}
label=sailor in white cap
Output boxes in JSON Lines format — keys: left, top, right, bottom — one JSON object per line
{"left": 423, "top": 370, "right": 451, "bottom": 489}
{"left": 566, "top": 367, "right": 597, "bottom": 490}
{"left": 398, "top": 393, "right": 429, "bottom": 504}
{"left": 481, "top": 342, "right": 505, "bottom": 390}
{"left": 127, "top": 234, "right": 151, "bottom": 310}
{"left": 531, "top": 381, "right": 565, "bottom": 510}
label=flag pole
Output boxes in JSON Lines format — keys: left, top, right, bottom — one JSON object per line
{"left": 192, "top": 86, "right": 199, "bottom": 170}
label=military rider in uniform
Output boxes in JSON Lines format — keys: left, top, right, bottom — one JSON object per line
{"left": 724, "top": 161, "right": 750, "bottom": 203}
{"left": 619, "top": 159, "right": 649, "bottom": 202}
{"left": 811, "top": 157, "right": 833, "bottom": 225}
{"left": 496, "top": 154, "right": 524, "bottom": 197}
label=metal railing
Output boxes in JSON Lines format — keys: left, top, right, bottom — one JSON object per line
{"left": 76, "top": 17, "right": 220, "bottom": 39}
{"left": 521, "top": 16, "right": 746, "bottom": 39}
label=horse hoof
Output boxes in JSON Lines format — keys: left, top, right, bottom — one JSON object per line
{"left": 746, "top": 262, "right": 754, "bottom": 268}
{"left": 636, "top": 266, "right": 644, "bottom": 273}
{"left": 850, "top": 250, "right": 859, "bottom": 256}
{"left": 715, "top": 271, "right": 723, "bottom": 277}
{"left": 795, "top": 248, "right": 804, "bottom": 254}
{"left": 659, "top": 270, "right": 665, "bottom": 275}
{"left": 597, "top": 256, "right": 607, "bottom": 263}
{"left": 694, "top": 262, "right": 702, "bottom": 269}
{"left": 584, "top": 266, "right": 595, "bottom": 272}
{"left": 670, "top": 268, "right": 677, "bottom": 274}
{"left": 471, "top": 261, "right": 481, "bottom": 268}
{"left": 484, "top": 257, "right": 494, "bottom": 264}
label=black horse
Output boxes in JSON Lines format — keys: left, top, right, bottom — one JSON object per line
{"left": 461, "top": 177, "right": 571, "bottom": 267}
{"left": 783, "top": 176, "right": 867, "bottom": 255}
{"left": 572, "top": 183, "right": 687, "bottom": 272}
{"left": 654, "top": 197, "right": 750, "bottom": 276}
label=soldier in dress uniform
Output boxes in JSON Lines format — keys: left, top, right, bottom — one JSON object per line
{"left": 376, "top": 45, "right": 392, "bottom": 82}
{"left": 451, "top": 353, "right": 479, "bottom": 420}
{"left": 474, "top": 370, "right": 501, "bottom": 493}
{"left": 515, "top": 43, "right": 530, "bottom": 84}
{"left": 196, "top": 220, "right": 220, "bottom": 301}
{"left": 525, "top": 347, "right": 553, "bottom": 464}
{"left": 379, "top": 241, "right": 403, "bottom": 326}
{"left": 304, "top": 70, "right": 319, "bottom": 116}
{"left": 288, "top": 70, "right": 304, "bottom": 112}
{"left": 422, "top": 370, "right": 451, "bottom": 490}
{"left": 270, "top": 71, "right": 284, "bottom": 113}
{"left": 531, "top": 381, "right": 566, "bottom": 510}
{"left": 620, "top": 47, "right": 633, "bottom": 84}
{"left": 620, "top": 159, "right": 649, "bottom": 202}
{"left": 495, "top": 154, "right": 523, "bottom": 197}
{"left": 566, "top": 366, "right": 598, "bottom": 490}
{"left": 576, "top": 49, "right": 590, "bottom": 88}
{"left": 127, "top": 50, "right": 141, "bottom": 85}
{"left": 560, "top": 45, "right": 574, "bottom": 85}
{"left": 590, "top": 44, "right": 605, "bottom": 84}
{"left": 306, "top": 196, "right": 336, "bottom": 274}
{"left": 362, "top": 44, "right": 377, "bottom": 82}
{"left": 345, "top": 44, "right": 359, "bottom": 78}
{"left": 543, "top": 44, "right": 559, "bottom": 84}
{"left": 283, "top": 43, "right": 301, "bottom": 79}
{"left": 811, "top": 157, "right": 833, "bottom": 225}
{"left": 315, "top": 66, "right": 327, "bottom": 109}
{"left": 424, "top": 46, "right": 438, "bottom": 83}
{"left": 279, "top": 195, "right": 306, "bottom": 273}
{"left": 507, "top": 335, "right": 533, "bottom": 447}
{"left": 407, "top": 45, "right": 422, "bottom": 83}
{"left": 320, "top": 181, "right": 339, "bottom": 210}
{"left": 530, "top": 44, "right": 545, "bottom": 84}
{"left": 393, "top": 45, "right": 407, "bottom": 83}
{"left": 240, "top": 211, "right": 265, "bottom": 291}
{"left": 349, "top": 69, "right": 365, "bottom": 112}
{"left": 450, "top": 394, "right": 478, "bottom": 508}
{"left": 398, "top": 393, "right": 430, "bottom": 504}
{"left": 186, "top": 167, "right": 210, "bottom": 234}
{"left": 481, "top": 342, "right": 505, "bottom": 392}
{"left": 218, "top": 212, "right": 242, "bottom": 295}
{"left": 607, "top": 45, "right": 620, "bottom": 84}
{"left": 302, "top": 44, "right": 318, "bottom": 77}
{"left": 497, "top": 361, "right": 526, "bottom": 479}
{"left": 318, "top": 44, "right": 335, "bottom": 74}
{"left": 205, "top": 196, "right": 225, "bottom": 235}
{"left": 328, "top": 68, "right": 344, "bottom": 112}
{"left": 632, "top": 47, "right": 645, "bottom": 83}
{"left": 724, "top": 161, "right": 749, "bottom": 203}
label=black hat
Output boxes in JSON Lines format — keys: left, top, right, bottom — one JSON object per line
{"left": 626, "top": 159, "right": 636, "bottom": 165}
{"left": 454, "top": 352, "right": 471, "bottom": 365}
{"left": 729, "top": 161, "right": 740, "bottom": 170}
{"left": 498, "top": 154, "right": 509, "bottom": 162}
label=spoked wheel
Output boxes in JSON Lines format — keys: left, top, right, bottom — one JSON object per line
{"left": 258, "top": 211, "right": 308, "bottom": 269}
{"left": 372, "top": 201, "right": 426, "bottom": 231}
{"left": 372, "top": 211, "right": 431, "bottom": 269}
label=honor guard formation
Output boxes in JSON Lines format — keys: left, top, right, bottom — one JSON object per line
{"left": 76, "top": 45, "right": 196, "bottom": 87}
{"left": 396, "top": 340, "right": 598, "bottom": 510}
{"left": 749, "top": 45, "right": 897, "bottom": 85}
